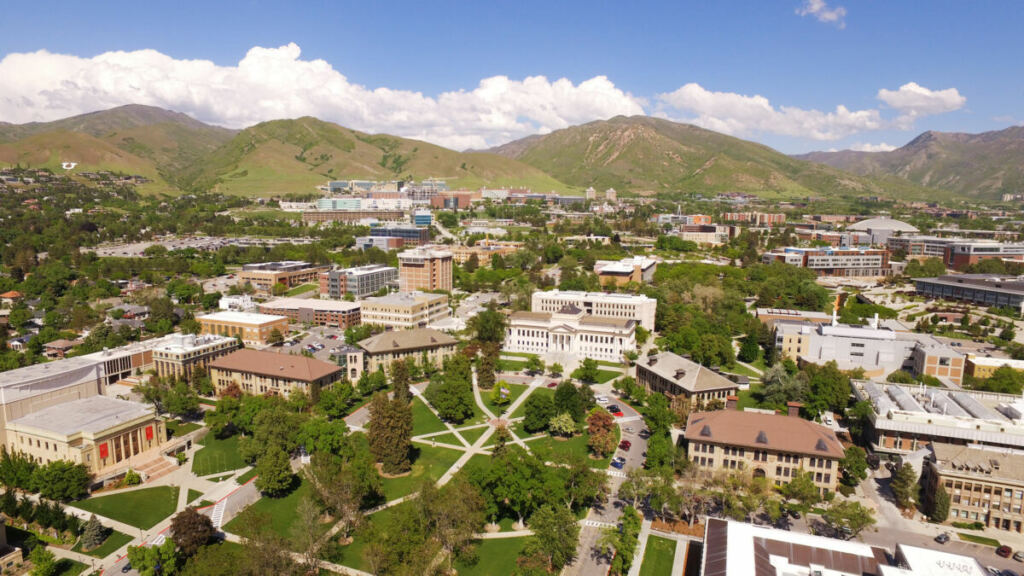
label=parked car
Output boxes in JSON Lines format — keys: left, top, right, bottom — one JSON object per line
{"left": 997, "top": 546, "right": 1013, "bottom": 558}
{"left": 547, "top": 382, "right": 558, "bottom": 388}
{"left": 624, "top": 426, "right": 634, "bottom": 433}
{"left": 596, "top": 396, "right": 609, "bottom": 404}
{"left": 935, "top": 532, "right": 950, "bottom": 544}
{"left": 1013, "top": 550, "right": 1024, "bottom": 562}
{"left": 638, "top": 429, "right": 651, "bottom": 439}
{"left": 610, "top": 459, "right": 625, "bottom": 470}
{"left": 122, "top": 564, "right": 132, "bottom": 574}
{"left": 1002, "top": 569, "right": 1020, "bottom": 576}
{"left": 619, "top": 440, "right": 632, "bottom": 451}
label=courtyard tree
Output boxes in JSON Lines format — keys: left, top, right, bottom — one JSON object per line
{"left": 367, "top": 392, "right": 412, "bottom": 474}
{"left": 171, "top": 506, "right": 215, "bottom": 557}
{"left": 822, "top": 500, "right": 876, "bottom": 539}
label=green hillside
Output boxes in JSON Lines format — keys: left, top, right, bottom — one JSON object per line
{"left": 490, "top": 115, "right": 948, "bottom": 200}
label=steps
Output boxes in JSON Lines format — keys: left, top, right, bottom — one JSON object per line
{"left": 135, "top": 457, "right": 177, "bottom": 483}
{"left": 210, "top": 499, "right": 226, "bottom": 529}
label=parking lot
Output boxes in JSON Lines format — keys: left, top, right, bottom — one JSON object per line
{"left": 273, "top": 324, "right": 349, "bottom": 363}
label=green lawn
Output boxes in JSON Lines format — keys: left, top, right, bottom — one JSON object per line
{"left": 192, "top": 434, "right": 248, "bottom": 476}
{"left": 196, "top": 500, "right": 215, "bottom": 509}
{"left": 224, "top": 477, "right": 327, "bottom": 540}
{"left": 501, "top": 352, "right": 538, "bottom": 360}
{"left": 236, "top": 468, "right": 258, "bottom": 484}
{"left": 72, "top": 529, "right": 134, "bottom": 558}
{"left": 457, "top": 426, "right": 490, "bottom": 446}
{"left": 54, "top": 559, "right": 88, "bottom": 576}
{"left": 596, "top": 360, "right": 625, "bottom": 368}
{"left": 412, "top": 396, "right": 448, "bottom": 436}
{"left": 380, "top": 445, "right": 463, "bottom": 501}
{"left": 497, "top": 359, "right": 528, "bottom": 372}
{"left": 187, "top": 489, "right": 202, "bottom": 503}
{"left": 74, "top": 486, "right": 180, "bottom": 530}
{"left": 454, "top": 537, "right": 530, "bottom": 576}
{"left": 166, "top": 420, "right": 201, "bottom": 438}
{"left": 639, "top": 536, "right": 677, "bottom": 576}
{"left": 285, "top": 283, "right": 318, "bottom": 296}
{"left": 959, "top": 532, "right": 1000, "bottom": 547}
{"left": 510, "top": 387, "right": 553, "bottom": 419}
{"left": 593, "top": 369, "right": 622, "bottom": 383}
{"left": 422, "top": 432, "right": 462, "bottom": 446}
{"left": 737, "top": 382, "right": 765, "bottom": 410}
{"left": 483, "top": 383, "right": 528, "bottom": 415}
{"left": 721, "top": 362, "right": 760, "bottom": 379}
{"left": 323, "top": 501, "right": 415, "bottom": 571}
{"left": 529, "top": 429, "right": 619, "bottom": 469}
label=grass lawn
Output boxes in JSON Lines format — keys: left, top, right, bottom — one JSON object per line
{"left": 722, "top": 362, "right": 760, "bottom": 379}
{"left": 497, "top": 359, "right": 528, "bottom": 372}
{"left": 510, "top": 387, "right": 553, "bottom": 419}
{"left": 237, "top": 468, "right": 258, "bottom": 484}
{"left": 207, "top": 474, "right": 233, "bottom": 483}
{"left": 54, "top": 559, "right": 88, "bottom": 576}
{"left": 74, "top": 486, "right": 180, "bottom": 530}
{"left": 483, "top": 383, "right": 528, "bottom": 415}
{"left": 737, "top": 382, "right": 765, "bottom": 411}
{"left": 323, "top": 501, "right": 415, "bottom": 571}
{"left": 193, "top": 434, "right": 248, "bottom": 476}
{"left": 959, "top": 532, "right": 1000, "bottom": 547}
{"left": 166, "top": 420, "right": 201, "bottom": 438}
{"left": 501, "top": 352, "right": 538, "bottom": 360}
{"left": 187, "top": 489, "right": 202, "bottom": 503}
{"left": 593, "top": 369, "right": 621, "bottom": 383}
{"left": 412, "top": 396, "right": 448, "bottom": 436}
{"left": 639, "top": 536, "right": 677, "bottom": 576}
{"left": 457, "top": 426, "right": 489, "bottom": 446}
{"left": 529, "top": 430, "right": 618, "bottom": 469}
{"left": 454, "top": 537, "right": 530, "bottom": 576}
{"left": 422, "top": 432, "right": 462, "bottom": 446}
{"left": 196, "top": 500, "right": 215, "bottom": 509}
{"left": 596, "top": 359, "right": 626, "bottom": 368}
{"left": 72, "top": 529, "right": 134, "bottom": 558}
{"left": 224, "top": 477, "right": 327, "bottom": 540}
{"left": 380, "top": 445, "right": 463, "bottom": 501}
{"left": 285, "top": 283, "right": 318, "bottom": 296}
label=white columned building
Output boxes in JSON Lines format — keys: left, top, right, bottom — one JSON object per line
{"left": 504, "top": 304, "right": 637, "bottom": 362}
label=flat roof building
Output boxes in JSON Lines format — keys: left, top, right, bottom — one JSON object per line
{"left": 258, "top": 297, "right": 361, "bottom": 328}
{"left": 359, "top": 291, "right": 449, "bottom": 329}
{"left": 915, "top": 274, "right": 1024, "bottom": 315}
{"left": 151, "top": 333, "right": 240, "bottom": 382}
{"left": 318, "top": 265, "right": 398, "bottom": 299}
{"left": 370, "top": 226, "right": 430, "bottom": 246}
{"left": 762, "top": 246, "right": 892, "bottom": 277}
{"left": 398, "top": 247, "right": 453, "bottom": 292}
{"left": 922, "top": 443, "right": 1024, "bottom": 536}
{"left": 531, "top": 290, "right": 657, "bottom": 331}
{"left": 594, "top": 256, "right": 657, "bottom": 287}
{"left": 197, "top": 311, "right": 290, "bottom": 346}
{"left": 237, "top": 261, "right": 328, "bottom": 297}
{"left": 505, "top": 305, "right": 636, "bottom": 363}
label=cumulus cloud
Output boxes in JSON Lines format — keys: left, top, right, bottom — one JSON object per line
{"left": 877, "top": 82, "right": 966, "bottom": 126}
{"left": 849, "top": 142, "right": 897, "bottom": 152}
{"left": 0, "top": 43, "right": 644, "bottom": 150}
{"left": 796, "top": 0, "right": 847, "bottom": 28}
{"left": 656, "top": 83, "right": 882, "bottom": 140}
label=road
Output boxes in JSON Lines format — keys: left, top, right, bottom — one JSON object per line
{"left": 432, "top": 219, "right": 458, "bottom": 242}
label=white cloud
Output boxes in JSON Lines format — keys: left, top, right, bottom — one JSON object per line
{"left": 849, "top": 142, "right": 897, "bottom": 152}
{"left": 656, "top": 83, "right": 882, "bottom": 140}
{"left": 0, "top": 44, "right": 645, "bottom": 150}
{"left": 877, "top": 82, "right": 966, "bottom": 127}
{"left": 796, "top": 0, "right": 847, "bottom": 28}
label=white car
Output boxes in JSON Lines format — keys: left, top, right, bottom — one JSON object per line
{"left": 596, "top": 396, "right": 609, "bottom": 404}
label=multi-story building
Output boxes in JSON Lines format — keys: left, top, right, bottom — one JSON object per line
{"left": 318, "top": 265, "right": 398, "bottom": 299}
{"left": 684, "top": 402, "right": 844, "bottom": 496}
{"left": 761, "top": 247, "right": 892, "bottom": 277}
{"left": 915, "top": 274, "right": 1024, "bottom": 315}
{"left": 719, "top": 212, "right": 786, "bottom": 226}
{"left": 531, "top": 290, "right": 656, "bottom": 331}
{"left": 359, "top": 291, "right": 449, "bottom": 329}
{"left": 886, "top": 235, "right": 960, "bottom": 259}
{"left": 398, "top": 247, "right": 453, "bottom": 292}
{"left": 965, "top": 354, "right": 1024, "bottom": 379}
{"left": 412, "top": 209, "right": 433, "bottom": 226}
{"left": 922, "top": 443, "right": 1024, "bottom": 535}
{"left": 370, "top": 226, "right": 430, "bottom": 246}
{"left": 258, "top": 297, "right": 361, "bottom": 328}
{"left": 754, "top": 308, "right": 832, "bottom": 326}
{"left": 317, "top": 197, "right": 413, "bottom": 211}
{"left": 152, "top": 333, "right": 240, "bottom": 381}
{"left": 676, "top": 225, "right": 738, "bottom": 246}
{"left": 197, "top": 311, "right": 290, "bottom": 346}
{"left": 504, "top": 304, "right": 636, "bottom": 363}
{"left": 593, "top": 256, "right": 658, "bottom": 286}
{"left": 347, "top": 328, "right": 458, "bottom": 381}
{"left": 237, "top": 261, "right": 328, "bottom": 296}
{"left": 301, "top": 210, "right": 405, "bottom": 224}
{"left": 636, "top": 352, "right": 738, "bottom": 411}
{"left": 210, "top": 349, "right": 343, "bottom": 398}
{"left": 449, "top": 240, "right": 523, "bottom": 266}
{"left": 354, "top": 236, "right": 406, "bottom": 251}
{"left": 944, "top": 241, "right": 1024, "bottom": 270}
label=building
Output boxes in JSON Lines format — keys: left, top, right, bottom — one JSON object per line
{"left": 719, "top": 212, "right": 786, "bottom": 226}
{"left": 398, "top": 247, "right": 453, "bottom": 292}
{"left": 6, "top": 396, "right": 165, "bottom": 474}
{"left": 301, "top": 210, "right": 405, "bottom": 224}
{"left": 852, "top": 380, "right": 1024, "bottom": 455}
{"left": 449, "top": 240, "right": 523, "bottom": 266}
{"left": 922, "top": 443, "right": 1024, "bottom": 535}
{"left": 355, "top": 236, "right": 406, "bottom": 251}
{"left": 349, "top": 328, "right": 458, "bottom": 381}
{"left": 761, "top": 247, "right": 892, "bottom": 277}
{"left": 944, "top": 241, "right": 1024, "bottom": 270}
{"left": 197, "top": 311, "right": 290, "bottom": 346}
{"left": 42, "top": 339, "right": 81, "bottom": 359}
{"left": 237, "top": 261, "right": 327, "bottom": 296}
{"left": 412, "top": 209, "right": 432, "bottom": 226}
{"left": 700, "top": 518, "right": 986, "bottom": 576}
{"left": 505, "top": 305, "right": 636, "bottom": 363}
{"left": 636, "top": 352, "right": 738, "bottom": 411}
{"left": 676, "top": 225, "right": 737, "bottom": 246}
{"left": 531, "top": 290, "right": 657, "bottom": 331}
{"left": 152, "top": 333, "right": 239, "bottom": 381}
{"left": 915, "top": 274, "right": 1024, "bottom": 315}
{"left": 359, "top": 291, "right": 449, "bottom": 329}
{"left": 218, "top": 294, "right": 256, "bottom": 311}
{"left": 685, "top": 403, "right": 844, "bottom": 495}
{"left": 318, "top": 265, "right": 398, "bottom": 299}
{"left": 210, "top": 348, "right": 343, "bottom": 398}
{"left": 846, "top": 216, "right": 919, "bottom": 244}
{"left": 754, "top": 308, "right": 832, "bottom": 325}
{"left": 258, "top": 297, "right": 361, "bottom": 328}
{"left": 965, "top": 354, "right": 1024, "bottom": 378}
{"left": 593, "top": 256, "right": 658, "bottom": 286}
{"left": 775, "top": 317, "right": 963, "bottom": 383}
{"left": 886, "top": 235, "right": 960, "bottom": 259}
{"left": 370, "top": 226, "right": 430, "bottom": 246}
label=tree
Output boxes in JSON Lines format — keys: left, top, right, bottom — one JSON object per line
{"left": 549, "top": 363, "right": 564, "bottom": 377}
{"left": 586, "top": 408, "right": 617, "bottom": 458}
{"left": 271, "top": 282, "right": 288, "bottom": 296}
{"left": 255, "top": 447, "right": 294, "bottom": 496}
{"left": 490, "top": 382, "right": 512, "bottom": 409}
{"left": 519, "top": 505, "right": 579, "bottom": 572}
{"left": 171, "top": 507, "right": 215, "bottom": 557}
{"left": 554, "top": 382, "right": 584, "bottom": 422}
{"left": 291, "top": 495, "right": 323, "bottom": 573}
{"left": 367, "top": 392, "right": 412, "bottom": 474}
{"left": 297, "top": 418, "right": 349, "bottom": 456}
{"left": 643, "top": 393, "right": 674, "bottom": 437}
{"left": 33, "top": 460, "right": 90, "bottom": 501}
{"left": 822, "top": 500, "right": 876, "bottom": 539}
{"left": 315, "top": 383, "right": 354, "bottom": 420}
{"left": 426, "top": 355, "right": 476, "bottom": 423}
{"left": 846, "top": 400, "right": 874, "bottom": 445}
{"left": 525, "top": 356, "right": 544, "bottom": 375}
{"left": 803, "top": 361, "right": 852, "bottom": 415}
{"left": 469, "top": 304, "right": 506, "bottom": 344}
{"left": 29, "top": 544, "right": 57, "bottom": 576}
{"left": 890, "top": 464, "right": 919, "bottom": 509}
{"left": 266, "top": 328, "right": 284, "bottom": 346}
{"left": 782, "top": 471, "right": 821, "bottom": 513}
{"left": 164, "top": 380, "right": 200, "bottom": 418}
{"left": 738, "top": 333, "right": 760, "bottom": 363}
{"left": 571, "top": 358, "right": 600, "bottom": 384}
{"left": 523, "top": 393, "right": 555, "bottom": 433}
{"left": 974, "top": 365, "right": 1024, "bottom": 394}
{"left": 81, "top": 514, "right": 108, "bottom": 550}
{"left": 929, "top": 484, "right": 951, "bottom": 523}
{"left": 608, "top": 506, "right": 642, "bottom": 575}
{"left": 422, "top": 477, "right": 485, "bottom": 572}
{"left": 548, "top": 412, "right": 577, "bottom": 437}
{"left": 840, "top": 446, "right": 869, "bottom": 487}
{"left": 127, "top": 539, "right": 180, "bottom": 576}
{"left": 477, "top": 347, "right": 497, "bottom": 390}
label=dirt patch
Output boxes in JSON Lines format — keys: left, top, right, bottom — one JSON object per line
{"left": 374, "top": 463, "right": 411, "bottom": 479}
{"left": 652, "top": 519, "right": 705, "bottom": 537}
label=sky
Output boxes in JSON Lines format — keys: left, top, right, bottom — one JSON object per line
{"left": 0, "top": 0, "right": 1022, "bottom": 153}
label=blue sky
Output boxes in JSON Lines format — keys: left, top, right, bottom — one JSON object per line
{"left": 1, "top": 0, "right": 1021, "bottom": 153}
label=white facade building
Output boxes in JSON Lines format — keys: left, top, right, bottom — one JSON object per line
{"left": 505, "top": 304, "right": 636, "bottom": 362}
{"left": 531, "top": 290, "right": 656, "bottom": 331}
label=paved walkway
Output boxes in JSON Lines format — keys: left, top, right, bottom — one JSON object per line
{"left": 626, "top": 519, "right": 654, "bottom": 576}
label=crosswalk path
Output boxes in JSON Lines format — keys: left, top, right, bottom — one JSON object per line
{"left": 150, "top": 533, "right": 166, "bottom": 546}
{"left": 616, "top": 415, "right": 642, "bottom": 423}
{"left": 605, "top": 469, "right": 628, "bottom": 478}
{"left": 581, "top": 519, "right": 616, "bottom": 529}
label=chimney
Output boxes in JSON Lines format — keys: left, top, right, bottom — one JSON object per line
{"left": 787, "top": 402, "right": 802, "bottom": 417}
{"left": 726, "top": 395, "right": 739, "bottom": 411}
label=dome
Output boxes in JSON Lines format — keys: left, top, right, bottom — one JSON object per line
{"left": 847, "top": 216, "right": 918, "bottom": 233}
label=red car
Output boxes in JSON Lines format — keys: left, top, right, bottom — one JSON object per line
{"left": 547, "top": 382, "right": 558, "bottom": 388}
{"left": 998, "top": 546, "right": 1013, "bottom": 558}
{"left": 619, "top": 440, "right": 632, "bottom": 451}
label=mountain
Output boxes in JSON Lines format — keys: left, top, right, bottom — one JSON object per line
{"left": 178, "top": 117, "right": 573, "bottom": 196}
{"left": 488, "top": 115, "right": 943, "bottom": 200}
{"left": 796, "top": 126, "right": 1024, "bottom": 200}
{"left": 0, "top": 105, "right": 237, "bottom": 191}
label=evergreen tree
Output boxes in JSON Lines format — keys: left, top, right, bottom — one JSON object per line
{"left": 390, "top": 360, "right": 411, "bottom": 404}
{"left": 929, "top": 485, "right": 951, "bottom": 523}
{"left": 890, "top": 464, "right": 919, "bottom": 509}
{"left": 367, "top": 392, "right": 412, "bottom": 474}
{"left": 81, "top": 514, "right": 107, "bottom": 550}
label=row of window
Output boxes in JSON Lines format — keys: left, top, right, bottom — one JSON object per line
{"left": 946, "top": 480, "right": 1024, "bottom": 500}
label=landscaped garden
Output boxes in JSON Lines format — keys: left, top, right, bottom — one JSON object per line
{"left": 74, "top": 486, "right": 180, "bottom": 529}
{"left": 639, "top": 535, "right": 677, "bottom": 576}
{"left": 453, "top": 537, "right": 529, "bottom": 576}
{"left": 72, "top": 529, "right": 134, "bottom": 558}
{"left": 379, "top": 445, "right": 463, "bottom": 500}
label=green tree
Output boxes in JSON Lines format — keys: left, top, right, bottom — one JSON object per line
{"left": 890, "top": 464, "right": 919, "bottom": 509}
{"left": 390, "top": 359, "right": 411, "bottom": 403}
{"left": 608, "top": 506, "right": 642, "bottom": 575}
{"left": 571, "top": 358, "right": 601, "bottom": 384}
{"left": 164, "top": 380, "right": 200, "bottom": 418}
{"left": 548, "top": 412, "right": 577, "bottom": 437}
{"left": 550, "top": 363, "right": 564, "bottom": 377}
{"left": 468, "top": 304, "right": 506, "bottom": 344}
{"left": 81, "top": 514, "right": 108, "bottom": 550}
{"left": 738, "top": 333, "right": 760, "bottom": 363}
{"left": 782, "top": 470, "right": 821, "bottom": 513}
{"left": 254, "top": 447, "right": 294, "bottom": 496}
{"left": 522, "top": 393, "right": 555, "bottom": 433}
{"left": 127, "top": 539, "right": 180, "bottom": 576}
{"left": 266, "top": 328, "right": 284, "bottom": 346}
{"left": 821, "top": 500, "right": 876, "bottom": 539}
{"left": 314, "top": 383, "right": 354, "bottom": 420}
{"left": 929, "top": 485, "right": 951, "bottom": 523}
{"left": 32, "top": 460, "right": 90, "bottom": 501}
{"left": 171, "top": 507, "right": 215, "bottom": 557}
{"left": 29, "top": 545, "right": 57, "bottom": 576}
{"left": 554, "top": 382, "right": 584, "bottom": 422}
{"left": 974, "top": 365, "right": 1024, "bottom": 394}
{"left": 271, "top": 283, "right": 288, "bottom": 296}
{"left": 519, "top": 505, "right": 579, "bottom": 572}
{"left": 297, "top": 418, "right": 349, "bottom": 456}
{"left": 643, "top": 393, "right": 674, "bottom": 437}
{"left": 840, "top": 446, "right": 869, "bottom": 487}
{"left": 525, "top": 356, "right": 545, "bottom": 375}
{"left": 490, "top": 382, "right": 512, "bottom": 408}
{"left": 367, "top": 392, "right": 412, "bottom": 474}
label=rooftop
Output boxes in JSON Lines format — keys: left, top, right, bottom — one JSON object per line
{"left": 8, "top": 396, "right": 154, "bottom": 438}
{"left": 640, "top": 352, "right": 738, "bottom": 393}
{"left": 358, "top": 328, "right": 457, "bottom": 354}
{"left": 362, "top": 291, "right": 447, "bottom": 307}
{"left": 534, "top": 290, "right": 654, "bottom": 302}
{"left": 153, "top": 333, "right": 237, "bottom": 353}
{"left": 917, "top": 274, "right": 1024, "bottom": 296}
{"left": 930, "top": 443, "right": 1024, "bottom": 485}
{"left": 197, "top": 311, "right": 288, "bottom": 324}
{"left": 847, "top": 216, "right": 919, "bottom": 233}
{"left": 209, "top": 349, "right": 341, "bottom": 382}
{"left": 594, "top": 256, "right": 657, "bottom": 274}
{"left": 260, "top": 297, "right": 361, "bottom": 312}
{"left": 684, "top": 409, "right": 845, "bottom": 459}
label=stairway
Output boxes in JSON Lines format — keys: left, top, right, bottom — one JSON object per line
{"left": 134, "top": 456, "right": 177, "bottom": 483}
{"left": 210, "top": 499, "right": 226, "bottom": 529}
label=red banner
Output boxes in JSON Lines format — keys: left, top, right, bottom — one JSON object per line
{"left": 99, "top": 443, "right": 108, "bottom": 459}
{"left": 145, "top": 425, "right": 154, "bottom": 440}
